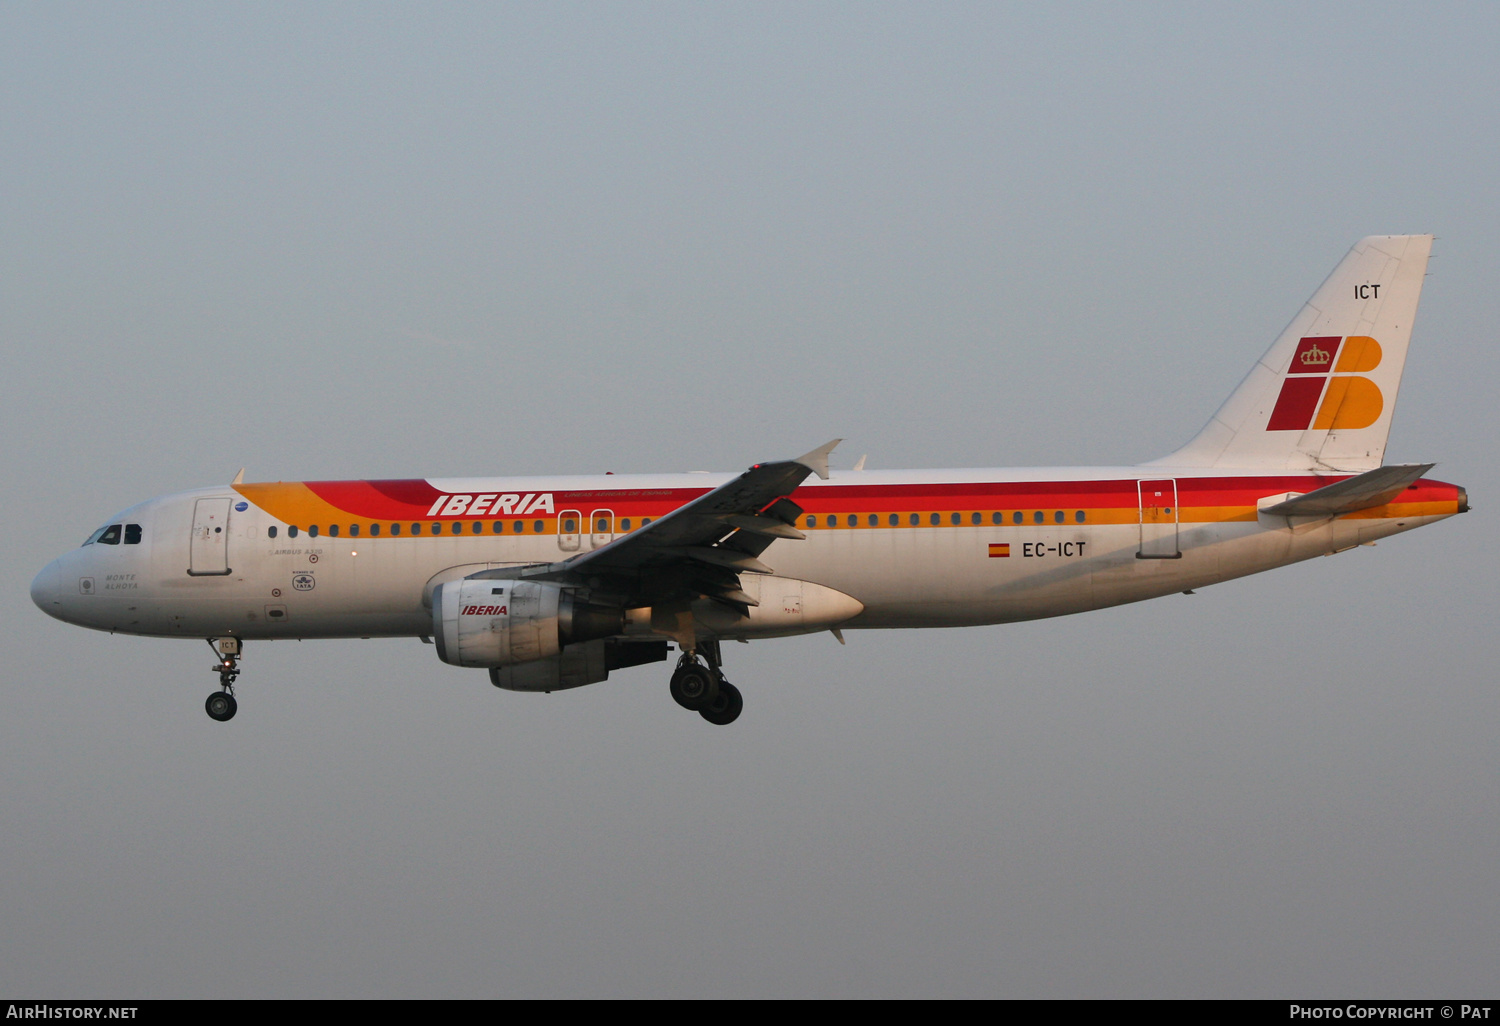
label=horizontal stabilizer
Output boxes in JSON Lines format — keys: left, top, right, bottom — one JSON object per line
{"left": 1260, "top": 463, "right": 1434, "bottom": 517}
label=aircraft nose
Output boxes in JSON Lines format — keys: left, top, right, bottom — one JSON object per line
{"left": 31, "top": 560, "right": 64, "bottom": 620}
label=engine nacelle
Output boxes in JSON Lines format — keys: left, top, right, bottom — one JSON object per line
{"left": 432, "top": 579, "right": 624, "bottom": 668}
{"left": 487, "top": 636, "right": 670, "bottom": 691}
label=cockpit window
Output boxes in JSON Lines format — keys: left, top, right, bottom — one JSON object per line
{"left": 83, "top": 526, "right": 108, "bottom": 546}
{"left": 94, "top": 524, "right": 122, "bottom": 545}
{"left": 124, "top": 524, "right": 142, "bottom": 544}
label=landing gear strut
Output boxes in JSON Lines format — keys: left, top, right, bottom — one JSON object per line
{"left": 668, "top": 639, "right": 743, "bottom": 726}
{"left": 205, "top": 637, "right": 241, "bottom": 722}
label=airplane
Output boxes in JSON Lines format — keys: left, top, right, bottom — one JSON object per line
{"left": 30, "top": 235, "right": 1467, "bottom": 726}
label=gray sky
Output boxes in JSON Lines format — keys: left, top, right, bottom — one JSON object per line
{"left": 2, "top": 1, "right": 1496, "bottom": 997}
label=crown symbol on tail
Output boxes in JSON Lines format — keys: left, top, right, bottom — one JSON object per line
{"left": 1300, "top": 343, "right": 1332, "bottom": 367}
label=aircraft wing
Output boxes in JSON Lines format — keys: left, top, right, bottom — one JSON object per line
{"left": 1260, "top": 463, "right": 1435, "bottom": 517}
{"left": 484, "top": 440, "right": 839, "bottom": 610}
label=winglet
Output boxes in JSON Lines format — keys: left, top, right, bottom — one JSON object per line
{"left": 232, "top": 468, "right": 245, "bottom": 485}
{"left": 794, "top": 439, "right": 842, "bottom": 481}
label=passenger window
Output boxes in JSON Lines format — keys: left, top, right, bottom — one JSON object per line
{"left": 513, "top": 521, "right": 524, "bottom": 533}
{"left": 909, "top": 513, "right": 919, "bottom": 526}
{"left": 533, "top": 520, "right": 544, "bottom": 533}
{"left": 970, "top": 512, "right": 981, "bottom": 525}
{"left": 807, "top": 516, "right": 818, "bottom": 528}
{"left": 596, "top": 518, "right": 608, "bottom": 532}
{"left": 288, "top": 526, "right": 299, "bottom": 538}
{"left": 992, "top": 512, "right": 1003, "bottom": 525}
{"left": 621, "top": 518, "right": 632, "bottom": 531}
{"left": 867, "top": 514, "right": 878, "bottom": 527}
{"left": 328, "top": 524, "right": 339, "bottom": 537}
{"left": 97, "top": 524, "right": 121, "bottom": 545}
{"left": 847, "top": 515, "right": 857, "bottom": 527}
{"left": 410, "top": 523, "right": 420, "bottom": 535}
{"left": 950, "top": 512, "right": 961, "bottom": 526}
{"left": 350, "top": 524, "right": 360, "bottom": 537}
{"left": 125, "top": 524, "right": 142, "bottom": 544}
{"left": 309, "top": 525, "right": 319, "bottom": 538}
{"left": 451, "top": 522, "right": 462, "bottom": 535}
{"left": 888, "top": 514, "right": 898, "bottom": 527}
{"left": 1054, "top": 510, "right": 1064, "bottom": 524}
{"left": 1013, "top": 512, "right": 1023, "bottom": 525}
{"left": 493, "top": 521, "right": 504, "bottom": 533}
{"left": 1075, "top": 510, "right": 1086, "bottom": 523}
{"left": 1033, "top": 511, "right": 1044, "bottom": 524}
{"left": 471, "top": 522, "right": 481, "bottom": 534}
{"left": 268, "top": 526, "right": 278, "bottom": 539}
{"left": 370, "top": 524, "right": 381, "bottom": 536}
{"left": 929, "top": 513, "right": 940, "bottom": 526}
{"left": 390, "top": 524, "right": 401, "bottom": 536}
{"left": 563, "top": 518, "right": 577, "bottom": 533}
{"left": 641, "top": 518, "right": 652, "bottom": 526}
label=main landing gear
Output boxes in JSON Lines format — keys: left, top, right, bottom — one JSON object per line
{"left": 669, "top": 640, "right": 743, "bottom": 726}
{"left": 205, "top": 637, "right": 241, "bottom": 722}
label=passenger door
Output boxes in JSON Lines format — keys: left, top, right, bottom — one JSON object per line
{"left": 1137, "top": 479, "right": 1181, "bottom": 559}
{"left": 189, "top": 497, "right": 233, "bottom": 575}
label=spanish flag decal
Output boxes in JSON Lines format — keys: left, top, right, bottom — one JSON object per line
{"left": 988, "top": 543, "right": 1011, "bottom": 558}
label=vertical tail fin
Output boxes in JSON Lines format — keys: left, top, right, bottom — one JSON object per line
{"left": 1153, "top": 235, "right": 1433, "bottom": 472}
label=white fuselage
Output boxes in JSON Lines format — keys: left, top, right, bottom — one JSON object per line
{"left": 30, "top": 465, "right": 1460, "bottom": 644}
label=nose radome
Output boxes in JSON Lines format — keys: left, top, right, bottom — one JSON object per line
{"left": 31, "top": 560, "right": 64, "bottom": 619}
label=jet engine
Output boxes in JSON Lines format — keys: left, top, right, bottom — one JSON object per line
{"left": 432, "top": 579, "right": 624, "bottom": 669}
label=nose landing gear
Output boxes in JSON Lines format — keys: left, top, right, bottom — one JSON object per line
{"left": 205, "top": 638, "right": 241, "bottom": 722}
{"left": 668, "top": 639, "right": 743, "bottom": 726}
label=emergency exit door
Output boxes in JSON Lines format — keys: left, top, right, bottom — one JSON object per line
{"left": 557, "top": 510, "right": 582, "bottom": 551}
{"left": 589, "top": 509, "right": 614, "bottom": 549}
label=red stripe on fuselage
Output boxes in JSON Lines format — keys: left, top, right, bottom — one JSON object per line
{"left": 289, "top": 475, "right": 1460, "bottom": 519}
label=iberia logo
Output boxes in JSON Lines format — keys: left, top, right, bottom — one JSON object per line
{"left": 1267, "top": 336, "right": 1384, "bottom": 431}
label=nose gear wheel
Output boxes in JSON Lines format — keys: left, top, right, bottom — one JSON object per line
{"left": 205, "top": 691, "right": 238, "bottom": 721}
{"left": 204, "top": 638, "right": 242, "bottom": 722}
